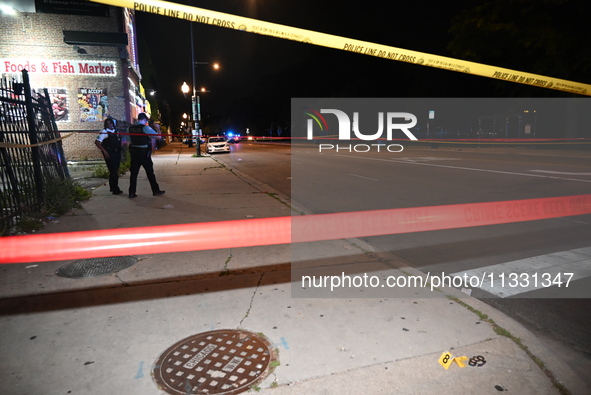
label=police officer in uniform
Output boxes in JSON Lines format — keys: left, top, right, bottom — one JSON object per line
{"left": 128, "top": 113, "right": 165, "bottom": 198}
{"left": 95, "top": 117, "right": 125, "bottom": 195}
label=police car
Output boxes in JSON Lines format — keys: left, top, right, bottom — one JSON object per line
{"left": 225, "top": 131, "right": 241, "bottom": 143}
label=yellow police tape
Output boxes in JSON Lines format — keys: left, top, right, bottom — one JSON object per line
{"left": 89, "top": 0, "right": 590, "bottom": 96}
{"left": 0, "top": 133, "right": 73, "bottom": 148}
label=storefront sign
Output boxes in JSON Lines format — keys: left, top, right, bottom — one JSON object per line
{"left": 35, "top": 0, "right": 110, "bottom": 17}
{"left": 1, "top": 59, "right": 117, "bottom": 76}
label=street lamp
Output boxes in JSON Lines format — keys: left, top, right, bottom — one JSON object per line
{"left": 188, "top": 18, "right": 221, "bottom": 155}
{"left": 196, "top": 62, "right": 220, "bottom": 69}
{"left": 188, "top": 21, "right": 200, "bottom": 156}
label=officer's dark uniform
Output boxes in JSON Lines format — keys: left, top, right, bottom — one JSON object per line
{"left": 128, "top": 123, "right": 162, "bottom": 197}
{"left": 100, "top": 131, "right": 123, "bottom": 194}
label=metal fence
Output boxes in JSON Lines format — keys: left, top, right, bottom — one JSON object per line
{"left": 0, "top": 70, "right": 70, "bottom": 235}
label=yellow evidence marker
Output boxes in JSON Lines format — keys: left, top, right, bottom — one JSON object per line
{"left": 438, "top": 351, "right": 454, "bottom": 370}
{"left": 438, "top": 351, "right": 469, "bottom": 369}
{"left": 453, "top": 356, "right": 469, "bottom": 368}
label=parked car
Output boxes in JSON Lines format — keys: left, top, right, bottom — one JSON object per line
{"left": 206, "top": 136, "right": 230, "bottom": 154}
{"left": 183, "top": 136, "right": 206, "bottom": 145}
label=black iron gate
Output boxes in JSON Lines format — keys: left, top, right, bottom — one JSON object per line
{"left": 0, "top": 69, "right": 70, "bottom": 235}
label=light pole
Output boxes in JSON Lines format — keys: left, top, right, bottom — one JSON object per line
{"left": 194, "top": 86, "right": 211, "bottom": 136}
{"left": 186, "top": 18, "right": 220, "bottom": 155}
{"left": 181, "top": 83, "right": 194, "bottom": 147}
{"left": 190, "top": 63, "right": 218, "bottom": 155}
{"left": 181, "top": 83, "right": 211, "bottom": 149}
{"left": 189, "top": 21, "right": 200, "bottom": 155}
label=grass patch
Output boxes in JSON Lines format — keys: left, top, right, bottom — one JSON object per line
{"left": 5, "top": 177, "right": 92, "bottom": 236}
{"left": 91, "top": 164, "right": 109, "bottom": 178}
{"left": 447, "top": 295, "right": 570, "bottom": 395}
{"left": 91, "top": 153, "right": 131, "bottom": 178}
{"left": 43, "top": 177, "right": 92, "bottom": 216}
{"left": 14, "top": 218, "right": 44, "bottom": 233}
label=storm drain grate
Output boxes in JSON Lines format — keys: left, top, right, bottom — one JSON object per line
{"left": 55, "top": 256, "right": 137, "bottom": 278}
{"left": 152, "top": 329, "right": 276, "bottom": 395}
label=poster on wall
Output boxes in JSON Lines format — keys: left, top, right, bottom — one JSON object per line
{"left": 48, "top": 88, "right": 68, "bottom": 122}
{"left": 33, "top": 87, "right": 69, "bottom": 122}
{"left": 78, "top": 88, "right": 108, "bottom": 122}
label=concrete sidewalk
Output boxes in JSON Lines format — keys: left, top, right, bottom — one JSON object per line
{"left": 0, "top": 142, "right": 587, "bottom": 395}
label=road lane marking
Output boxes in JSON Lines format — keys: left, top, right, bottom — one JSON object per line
{"left": 530, "top": 170, "right": 591, "bottom": 176}
{"left": 554, "top": 217, "right": 591, "bottom": 225}
{"left": 450, "top": 246, "right": 591, "bottom": 298}
{"left": 334, "top": 154, "right": 591, "bottom": 183}
{"left": 389, "top": 157, "right": 462, "bottom": 162}
{"left": 350, "top": 174, "right": 379, "bottom": 181}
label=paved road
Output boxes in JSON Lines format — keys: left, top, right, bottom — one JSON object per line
{"left": 215, "top": 141, "right": 591, "bottom": 388}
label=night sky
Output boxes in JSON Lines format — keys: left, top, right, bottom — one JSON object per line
{"left": 134, "top": 0, "right": 590, "bottom": 135}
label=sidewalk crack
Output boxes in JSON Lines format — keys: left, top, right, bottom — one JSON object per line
{"left": 238, "top": 272, "right": 265, "bottom": 328}
{"left": 219, "top": 253, "right": 232, "bottom": 276}
{"left": 114, "top": 273, "right": 129, "bottom": 286}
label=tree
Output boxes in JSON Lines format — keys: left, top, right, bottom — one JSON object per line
{"left": 447, "top": 0, "right": 591, "bottom": 96}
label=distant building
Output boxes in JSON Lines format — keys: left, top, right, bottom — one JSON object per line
{"left": 477, "top": 110, "right": 538, "bottom": 139}
{"left": 0, "top": 0, "right": 149, "bottom": 160}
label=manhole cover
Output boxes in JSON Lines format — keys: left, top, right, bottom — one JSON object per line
{"left": 55, "top": 256, "right": 137, "bottom": 278}
{"left": 152, "top": 329, "right": 277, "bottom": 395}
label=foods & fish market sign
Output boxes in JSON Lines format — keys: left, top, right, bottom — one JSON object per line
{"left": 1, "top": 59, "right": 117, "bottom": 76}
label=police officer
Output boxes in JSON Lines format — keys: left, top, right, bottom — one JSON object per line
{"left": 95, "top": 117, "right": 125, "bottom": 195}
{"left": 128, "top": 113, "right": 165, "bottom": 198}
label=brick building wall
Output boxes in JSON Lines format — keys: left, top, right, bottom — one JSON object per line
{"left": 1, "top": 5, "right": 142, "bottom": 160}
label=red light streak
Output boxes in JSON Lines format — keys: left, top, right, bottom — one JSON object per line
{"left": 1, "top": 195, "right": 590, "bottom": 264}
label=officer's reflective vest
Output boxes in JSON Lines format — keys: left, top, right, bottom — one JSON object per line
{"left": 101, "top": 131, "right": 121, "bottom": 152}
{"left": 129, "top": 124, "right": 151, "bottom": 146}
